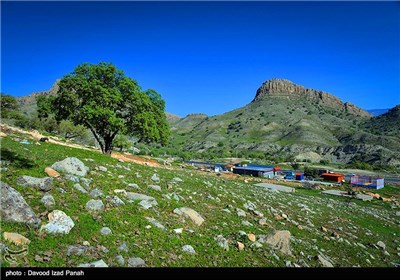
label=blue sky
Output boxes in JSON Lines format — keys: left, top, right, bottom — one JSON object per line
{"left": 1, "top": 1, "right": 399, "bottom": 117}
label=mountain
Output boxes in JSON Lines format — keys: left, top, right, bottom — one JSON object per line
{"left": 169, "top": 78, "right": 400, "bottom": 167}
{"left": 367, "top": 109, "right": 390, "bottom": 116}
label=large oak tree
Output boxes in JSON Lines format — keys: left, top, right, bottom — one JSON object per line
{"left": 52, "top": 62, "right": 169, "bottom": 154}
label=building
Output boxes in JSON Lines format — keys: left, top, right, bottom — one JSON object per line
{"left": 350, "top": 176, "right": 384, "bottom": 189}
{"left": 232, "top": 165, "right": 280, "bottom": 178}
{"left": 321, "top": 173, "right": 345, "bottom": 183}
{"left": 295, "top": 173, "right": 304, "bottom": 180}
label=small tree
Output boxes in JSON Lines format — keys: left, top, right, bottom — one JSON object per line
{"left": 0, "top": 93, "right": 21, "bottom": 119}
{"left": 51, "top": 62, "right": 169, "bottom": 155}
{"left": 113, "top": 134, "right": 131, "bottom": 152}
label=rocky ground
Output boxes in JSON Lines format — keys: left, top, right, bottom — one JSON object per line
{"left": 1, "top": 131, "right": 399, "bottom": 267}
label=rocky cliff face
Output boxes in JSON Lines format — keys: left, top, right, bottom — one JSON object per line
{"left": 253, "top": 78, "right": 371, "bottom": 117}
{"left": 17, "top": 80, "right": 60, "bottom": 107}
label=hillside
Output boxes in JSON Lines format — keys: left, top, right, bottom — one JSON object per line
{"left": 0, "top": 127, "right": 399, "bottom": 268}
{"left": 169, "top": 79, "right": 400, "bottom": 167}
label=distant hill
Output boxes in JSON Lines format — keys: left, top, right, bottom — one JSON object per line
{"left": 367, "top": 109, "right": 390, "bottom": 116}
{"left": 169, "top": 78, "right": 400, "bottom": 167}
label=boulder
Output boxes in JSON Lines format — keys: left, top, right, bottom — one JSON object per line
{"left": 263, "top": 230, "right": 292, "bottom": 256}
{"left": 173, "top": 207, "right": 205, "bottom": 226}
{"left": 41, "top": 210, "right": 74, "bottom": 234}
{"left": 17, "top": 176, "right": 53, "bottom": 191}
{"left": 108, "top": 196, "right": 125, "bottom": 207}
{"left": 0, "top": 181, "right": 41, "bottom": 228}
{"left": 51, "top": 157, "right": 89, "bottom": 177}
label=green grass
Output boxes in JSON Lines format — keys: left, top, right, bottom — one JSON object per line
{"left": 1, "top": 132, "right": 399, "bottom": 267}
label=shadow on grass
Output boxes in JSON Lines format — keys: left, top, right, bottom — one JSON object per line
{"left": 1, "top": 148, "right": 37, "bottom": 169}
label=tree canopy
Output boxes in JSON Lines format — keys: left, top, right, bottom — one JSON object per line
{"left": 0, "top": 93, "right": 20, "bottom": 119}
{"left": 51, "top": 62, "right": 170, "bottom": 154}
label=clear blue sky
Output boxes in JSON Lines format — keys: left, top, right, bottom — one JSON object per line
{"left": 1, "top": 1, "right": 399, "bottom": 117}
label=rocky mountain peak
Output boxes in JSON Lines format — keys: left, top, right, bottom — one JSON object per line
{"left": 252, "top": 78, "right": 371, "bottom": 118}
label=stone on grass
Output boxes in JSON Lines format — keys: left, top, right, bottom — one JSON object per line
{"left": 45, "top": 167, "right": 60, "bottom": 177}
{"left": 41, "top": 210, "right": 74, "bottom": 234}
{"left": 80, "top": 178, "right": 92, "bottom": 188}
{"left": 16, "top": 176, "right": 53, "bottom": 191}
{"left": 97, "top": 166, "right": 107, "bottom": 172}
{"left": 64, "top": 174, "right": 80, "bottom": 183}
{"left": 145, "top": 217, "right": 165, "bottom": 230}
{"left": 174, "top": 228, "right": 183, "bottom": 234}
{"left": 0, "top": 182, "right": 41, "bottom": 228}
{"left": 118, "top": 242, "right": 129, "bottom": 252}
{"left": 236, "top": 208, "right": 246, "bottom": 217}
{"left": 128, "top": 257, "right": 146, "bottom": 267}
{"left": 77, "top": 259, "right": 108, "bottom": 267}
{"left": 264, "top": 230, "right": 292, "bottom": 256}
{"left": 41, "top": 194, "right": 55, "bottom": 208}
{"left": 182, "top": 245, "right": 196, "bottom": 255}
{"left": 73, "top": 184, "right": 88, "bottom": 194}
{"left": 51, "top": 157, "right": 89, "bottom": 177}
{"left": 215, "top": 235, "right": 229, "bottom": 251}
{"left": 3, "top": 232, "right": 30, "bottom": 245}
{"left": 100, "top": 227, "right": 112, "bottom": 236}
{"left": 377, "top": 241, "right": 386, "bottom": 250}
{"left": 237, "top": 242, "right": 245, "bottom": 251}
{"left": 127, "top": 183, "right": 139, "bottom": 189}
{"left": 148, "top": 185, "right": 161, "bottom": 192}
{"left": 317, "top": 254, "right": 334, "bottom": 267}
{"left": 151, "top": 174, "right": 160, "bottom": 182}
{"left": 85, "top": 199, "right": 104, "bottom": 213}
{"left": 109, "top": 196, "right": 125, "bottom": 207}
{"left": 90, "top": 189, "right": 104, "bottom": 199}
{"left": 173, "top": 207, "right": 205, "bottom": 226}
{"left": 115, "top": 255, "right": 125, "bottom": 266}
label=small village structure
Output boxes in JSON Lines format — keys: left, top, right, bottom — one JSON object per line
{"left": 232, "top": 164, "right": 280, "bottom": 178}
{"left": 321, "top": 173, "right": 345, "bottom": 183}
{"left": 350, "top": 175, "right": 384, "bottom": 189}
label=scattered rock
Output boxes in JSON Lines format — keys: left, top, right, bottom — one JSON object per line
{"left": 73, "top": 183, "right": 88, "bottom": 193}
{"left": 80, "top": 178, "right": 92, "bottom": 188}
{"left": 100, "top": 227, "right": 112, "bottom": 235}
{"left": 317, "top": 254, "right": 334, "bottom": 267}
{"left": 90, "top": 189, "right": 104, "bottom": 199}
{"left": 243, "top": 201, "right": 257, "bottom": 211}
{"left": 259, "top": 218, "right": 268, "bottom": 225}
{"left": 128, "top": 257, "right": 146, "bottom": 267}
{"left": 321, "top": 226, "right": 328, "bottom": 233}
{"left": 85, "top": 199, "right": 105, "bottom": 213}
{"left": 151, "top": 174, "right": 160, "bottom": 182}
{"left": 115, "top": 255, "right": 125, "bottom": 266}
{"left": 138, "top": 200, "right": 156, "bottom": 209}
{"left": 148, "top": 185, "right": 162, "bottom": 192}
{"left": 384, "top": 250, "right": 390, "bottom": 256}
{"left": 127, "top": 183, "right": 139, "bottom": 189}
{"left": 215, "top": 235, "right": 229, "bottom": 251}
{"left": 264, "top": 230, "right": 292, "bottom": 256}
{"left": 248, "top": 234, "right": 256, "bottom": 242}
{"left": 236, "top": 208, "right": 246, "bottom": 217}
{"left": 0, "top": 181, "right": 41, "bottom": 228}
{"left": 237, "top": 241, "right": 245, "bottom": 251}
{"left": 173, "top": 228, "right": 183, "bottom": 234}
{"left": 242, "top": 220, "right": 252, "bottom": 227}
{"left": 77, "top": 259, "right": 108, "bottom": 267}
{"left": 173, "top": 207, "right": 205, "bottom": 226}
{"left": 377, "top": 241, "right": 386, "bottom": 250}
{"left": 126, "top": 193, "right": 158, "bottom": 207}
{"left": 145, "top": 217, "right": 166, "bottom": 230}
{"left": 118, "top": 242, "right": 129, "bottom": 252}
{"left": 45, "top": 167, "right": 60, "bottom": 178}
{"left": 274, "top": 214, "right": 283, "bottom": 220}
{"left": 41, "top": 210, "right": 74, "bottom": 234}
{"left": 281, "top": 213, "right": 288, "bottom": 219}
{"left": 66, "top": 245, "right": 86, "bottom": 256}
{"left": 41, "top": 194, "right": 55, "bottom": 208}
{"left": 16, "top": 175, "right": 53, "bottom": 191}
{"left": 182, "top": 245, "right": 196, "bottom": 254}
{"left": 83, "top": 241, "right": 90, "bottom": 246}
{"left": 108, "top": 196, "right": 125, "bottom": 207}
{"left": 3, "top": 232, "right": 30, "bottom": 245}
{"left": 51, "top": 157, "right": 89, "bottom": 177}
{"left": 96, "top": 166, "right": 107, "bottom": 172}
{"left": 64, "top": 174, "right": 80, "bottom": 183}
{"left": 172, "top": 177, "right": 183, "bottom": 183}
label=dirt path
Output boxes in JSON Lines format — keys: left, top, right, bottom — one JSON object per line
{"left": 0, "top": 124, "right": 160, "bottom": 167}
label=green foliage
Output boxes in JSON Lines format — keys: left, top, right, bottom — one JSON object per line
{"left": 113, "top": 134, "right": 131, "bottom": 152}
{"left": 0, "top": 93, "right": 22, "bottom": 119}
{"left": 304, "top": 166, "right": 320, "bottom": 178}
{"left": 36, "top": 95, "right": 55, "bottom": 119}
{"left": 52, "top": 62, "right": 169, "bottom": 154}
{"left": 58, "top": 120, "right": 88, "bottom": 139}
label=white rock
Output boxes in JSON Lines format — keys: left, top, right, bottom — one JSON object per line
{"left": 41, "top": 210, "right": 75, "bottom": 234}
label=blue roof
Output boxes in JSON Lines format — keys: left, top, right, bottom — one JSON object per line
{"left": 233, "top": 166, "right": 274, "bottom": 172}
